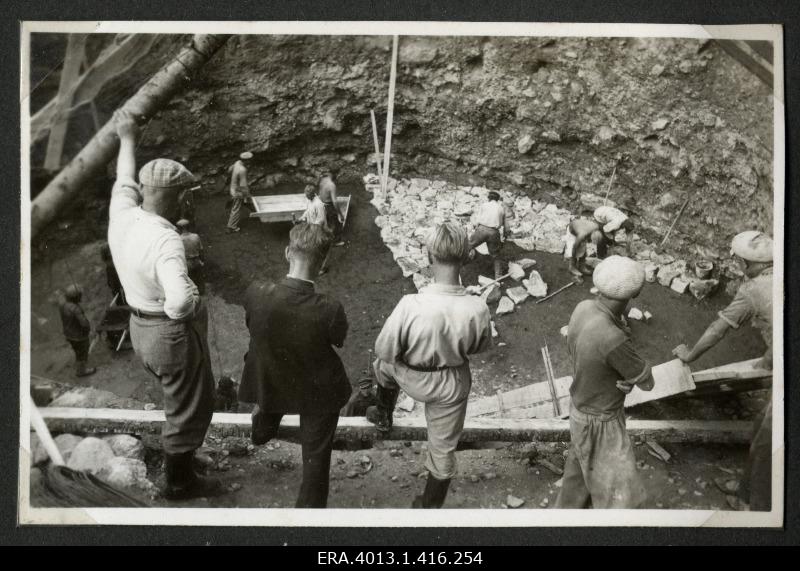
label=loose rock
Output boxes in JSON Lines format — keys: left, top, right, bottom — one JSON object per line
{"left": 496, "top": 296, "right": 515, "bottom": 315}
{"left": 522, "top": 271, "right": 548, "bottom": 298}
{"left": 506, "top": 494, "right": 525, "bottom": 508}
{"left": 506, "top": 286, "right": 530, "bottom": 305}
{"left": 67, "top": 437, "right": 116, "bottom": 475}
{"left": 103, "top": 434, "right": 145, "bottom": 461}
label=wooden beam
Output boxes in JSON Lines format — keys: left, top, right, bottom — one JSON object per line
{"left": 692, "top": 358, "right": 772, "bottom": 383}
{"left": 31, "top": 34, "right": 158, "bottom": 144}
{"left": 43, "top": 34, "right": 87, "bottom": 171}
{"left": 379, "top": 35, "right": 399, "bottom": 194}
{"left": 31, "top": 34, "right": 231, "bottom": 238}
{"left": 717, "top": 39, "right": 773, "bottom": 89}
{"left": 39, "top": 407, "right": 753, "bottom": 444}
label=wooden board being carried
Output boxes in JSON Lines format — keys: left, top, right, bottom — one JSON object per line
{"left": 468, "top": 359, "right": 695, "bottom": 419}
{"left": 249, "top": 194, "right": 351, "bottom": 225}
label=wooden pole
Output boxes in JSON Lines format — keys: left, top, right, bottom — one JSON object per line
{"left": 602, "top": 165, "right": 617, "bottom": 206}
{"left": 44, "top": 34, "right": 88, "bottom": 172}
{"left": 660, "top": 195, "right": 691, "bottom": 249}
{"left": 31, "top": 34, "right": 231, "bottom": 238}
{"left": 380, "top": 36, "right": 399, "bottom": 194}
{"left": 370, "top": 109, "right": 383, "bottom": 180}
{"left": 541, "top": 345, "right": 560, "bottom": 417}
{"left": 39, "top": 407, "right": 754, "bottom": 445}
{"left": 535, "top": 281, "right": 575, "bottom": 304}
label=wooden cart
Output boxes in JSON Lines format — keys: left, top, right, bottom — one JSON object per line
{"left": 249, "top": 194, "right": 351, "bottom": 226}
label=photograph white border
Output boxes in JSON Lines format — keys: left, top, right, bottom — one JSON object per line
{"left": 18, "top": 20, "right": 785, "bottom": 528}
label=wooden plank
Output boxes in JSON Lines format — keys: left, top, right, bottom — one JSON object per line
{"left": 39, "top": 407, "right": 753, "bottom": 444}
{"left": 625, "top": 358, "right": 695, "bottom": 408}
{"left": 380, "top": 35, "right": 399, "bottom": 194}
{"left": 717, "top": 39, "right": 773, "bottom": 89}
{"left": 44, "top": 34, "right": 87, "bottom": 171}
{"left": 692, "top": 358, "right": 772, "bottom": 383}
{"left": 370, "top": 109, "right": 383, "bottom": 180}
{"left": 467, "top": 377, "right": 571, "bottom": 418}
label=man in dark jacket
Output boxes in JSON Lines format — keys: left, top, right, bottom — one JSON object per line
{"left": 239, "top": 223, "right": 350, "bottom": 508}
{"left": 57, "top": 284, "right": 96, "bottom": 377}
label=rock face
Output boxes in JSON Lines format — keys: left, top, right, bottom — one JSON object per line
{"left": 47, "top": 35, "right": 771, "bottom": 273}
{"left": 523, "top": 271, "right": 548, "bottom": 298}
{"left": 66, "top": 437, "right": 115, "bottom": 475}
{"left": 103, "top": 435, "right": 145, "bottom": 462}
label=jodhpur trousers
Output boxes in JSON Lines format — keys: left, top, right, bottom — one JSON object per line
{"left": 129, "top": 305, "right": 215, "bottom": 454}
{"left": 374, "top": 358, "right": 471, "bottom": 480}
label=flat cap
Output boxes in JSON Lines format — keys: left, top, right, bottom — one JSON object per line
{"left": 730, "top": 231, "right": 773, "bottom": 263}
{"left": 139, "top": 159, "right": 196, "bottom": 190}
{"left": 593, "top": 255, "right": 645, "bottom": 301}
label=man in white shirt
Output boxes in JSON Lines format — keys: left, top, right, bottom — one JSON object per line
{"left": 107, "top": 110, "right": 221, "bottom": 501}
{"left": 226, "top": 152, "right": 253, "bottom": 233}
{"left": 368, "top": 223, "right": 493, "bottom": 508}
{"left": 299, "top": 185, "right": 326, "bottom": 226}
{"left": 468, "top": 191, "right": 511, "bottom": 279}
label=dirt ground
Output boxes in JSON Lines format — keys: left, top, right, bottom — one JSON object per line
{"left": 28, "top": 179, "right": 768, "bottom": 509}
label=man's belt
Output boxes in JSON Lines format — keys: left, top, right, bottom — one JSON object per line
{"left": 401, "top": 360, "right": 460, "bottom": 373}
{"left": 130, "top": 307, "right": 169, "bottom": 319}
{"left": 478, "top": 223, "right": 500, "bottom": 231}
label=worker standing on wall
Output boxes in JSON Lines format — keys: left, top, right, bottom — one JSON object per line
{"left": 468, "top": 191, "right": 511, "bottom": 280}
{"left": 673, "top": 231, "right": 774, "bottom": 511}
{"left": 318, "top": 170, "right": 345, "bottom": 246}
{"left": 107, "top": 109, "right": 221, "bottom": 501}
{"left": 239, "top": 223, "right": 350, "bottom": 508}
{"left": 556, "top": 255, "right": 653, "bottom": 509}
{"left": 226, "top": 151, "right": 253, "bottom": 234}
{"left": 57, "top": 284, "right": 97, "bottom": 378}
{"left": 368, "top": 223, "right": 493, "bottom": 508}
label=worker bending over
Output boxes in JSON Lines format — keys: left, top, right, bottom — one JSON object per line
{"left": 226, "top": 151, "right": 253, "bottom": 233}
{"left": 318, "top": 171, "right": 345, "bottom": 246}
{"left": 556, "top": 255, "right": 653, "bottom": 509}
{"left": 239, "top": 223, "right": 350, "bottom": 508}
{"left": 469, "top": 191, "right": 511, "bottom": 280}
{"left": 368, "top": 223, "right": 492, "bottom": 508}
{"left": 565, "top": 206, "right": 634, "bottom": 280}
{"left": 108, "top": 110, "right": 220, "bottom": 501}
{"left": 673, "top": 231, "right": 773, "bottom": 511}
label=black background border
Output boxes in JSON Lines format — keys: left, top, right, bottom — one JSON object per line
{"left": 2, "top": 0, "right": 797, "bottom": 546}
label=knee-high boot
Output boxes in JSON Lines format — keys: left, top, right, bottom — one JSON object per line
{"left": 365, "top": 385, "right": 399, "bottom": 433}
{"left": 412, "top": 475, "right": 451, "bottom": 509}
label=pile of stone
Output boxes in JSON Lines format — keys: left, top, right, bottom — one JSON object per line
{"left": 30, "top": 432, "right": 156, "bottom": 496}
{"left": 364, "top": 174, "right": 571, "bottom": 286}
{"left": 364, "top": 175, "right": 727, "bottom": 302}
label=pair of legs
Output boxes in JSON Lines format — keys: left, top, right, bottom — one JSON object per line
{"left": 369, "top": 359, "right": 471, "bottom": 508}
{"left": 251, "top": 409, "right": 339, "bottom": 508}
{"left": 323, "top": 202, "right": 344, "bottom": 246}
{"left": 564, "top": 227, "right": 609, "bottom": 280}
{"left": 226, "top": 196, "right": 245, "bottom": 232}
{"left": 129, "top": 304, "right": 218, "bottom": 500}
{"left": 68, "top": 337, "right": 96, "bottom": 377}
{"left": 738, "top": 397, "right": 772, "bottom": 511}
{"left": 469, "top": 225, "right": 504, "bottom": 279}
{"left": 556, "top": 405, "right": 646, "bottom": 509}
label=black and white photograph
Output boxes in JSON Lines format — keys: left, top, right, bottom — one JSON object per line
{"left": 18, "top": 21, "right": 784, "bottom": 527}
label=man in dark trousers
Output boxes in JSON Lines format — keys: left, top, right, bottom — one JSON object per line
{"left": 673, "top": 230, "right": 774, "bottom": 511}
{"left": 107, "top": 110, "right": 221, "bottom": 501}
{"left": 57, "top": 284, "right": 96, "bottom": 377}
{"left": 239, "top": 223, "right": 350, "bottom": 508}
{"left": 318, "top": 171, "right": 345, "bottom": 246}
{"left": 556, "top": 255, "right": 654, "bottom": 509}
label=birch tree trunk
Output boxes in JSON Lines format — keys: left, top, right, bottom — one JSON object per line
{"left": 30, "top": 34, "right": 231, "bottom": 238}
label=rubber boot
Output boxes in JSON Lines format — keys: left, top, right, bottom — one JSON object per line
{"left": 412, "top": 475, "right": 451, "bottom": 508}
{"left": 163, "top": 451, "right": 223, "bottom": 501}
{"left": 75, "top": 360, "right": 96, "bottom": 377}
{"left": 365, "top": 385, "right": 399, "bottom": 434}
